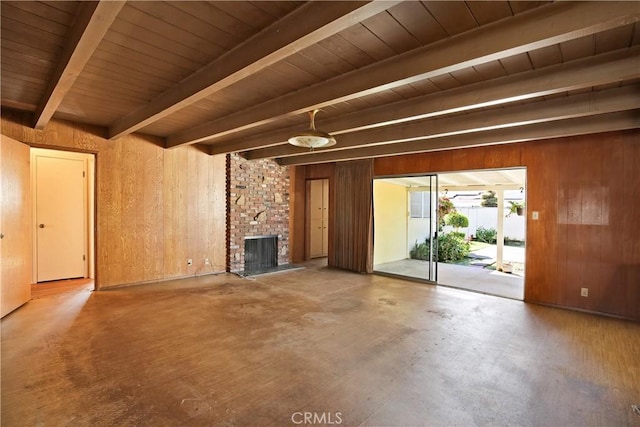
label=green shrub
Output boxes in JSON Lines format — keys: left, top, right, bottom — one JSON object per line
{"left": 437, "top": 233, "right": 470, "bottom": 262}
{"left": 409, "top": 233, "right": 470, "bottom": 262}
{"left": 449, "top": 231, "right": 466, "bottom": 240}
{"left": 445, "top": 212, "right": 469, "bottom": 230}
{"left": 438, "top": 196, "right": 456, "bottom": 230}
{"left": 409, "top": 240, "right": 430, "bottom": 260}
{"left": 438, "top": 196, "right": 455, "bottom": 217}
{"left": 481, "top": 190, "right": 498, "bottom": 207}
{"left": 476, "top": 226, "right": 497, "bottom": 244}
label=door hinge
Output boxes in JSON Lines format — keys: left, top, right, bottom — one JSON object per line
{"left": 83, "top": 254, "right": 86, "bottom": 261}
{"left": 83, "top": 171, "right": 86, "bottom": 178}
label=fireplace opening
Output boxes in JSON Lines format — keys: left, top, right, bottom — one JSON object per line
{"left": 244, "top": 235, "right": 278, "bottom": 273}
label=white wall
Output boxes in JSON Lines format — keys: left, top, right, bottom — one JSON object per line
{"left": 373, "top": 181, "right": 408, "bottom": 265}
{"left": 408, "top": 218, "right": 430, "bottom": 252}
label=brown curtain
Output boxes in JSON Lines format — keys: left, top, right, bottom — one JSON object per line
{"left": 329, "top": 159, "right": 374, "bottom": 273}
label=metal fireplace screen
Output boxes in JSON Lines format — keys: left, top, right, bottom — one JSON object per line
{"left": 244, "top": 236, "right": 277, "bottom": 273}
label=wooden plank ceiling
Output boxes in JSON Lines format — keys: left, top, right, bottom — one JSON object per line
{"left": 2, "top": 1, "right": 639, "bottom": 165}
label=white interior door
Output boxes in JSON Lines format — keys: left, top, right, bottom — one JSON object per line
{"left": 35, "top": 154, "right": 87, "bottom": 282}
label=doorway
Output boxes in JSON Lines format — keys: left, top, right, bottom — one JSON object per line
{"left": 31, "top": 148, "right": 95, "bottom": 284}
{"left": 373, "top": 169, "right": 526, "bottom": 300}
{"left": 373, "top": 175, "right": 438, "bottom": 282}
{"left": 306, "top": 179, "right": 329, "bottom": 259}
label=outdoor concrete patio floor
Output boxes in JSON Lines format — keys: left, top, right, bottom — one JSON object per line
{"left": 374, "top": 259, "right": 524, "bottom": 300}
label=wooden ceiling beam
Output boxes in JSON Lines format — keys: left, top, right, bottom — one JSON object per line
{"left": 277, "top": 111, "right": 640, "bottom": 166}
{"left": 107, "top": 1, "right": 399, "bottom": 140}
{"left": 247, "top": 85, "right": 640, "bottom": 159}
{"left": 209, "top": 47, "right": 640, "bottom": 155}
{"left": 168, "top": 1, "right": 640, "bottom": 148}
{"left": 32, "top": 1, "right": 125, "bottom": 129}
{"left": 208, "top": 123, "right": 308, "bottom": 155}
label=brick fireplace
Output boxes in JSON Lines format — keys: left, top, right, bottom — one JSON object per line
{"left": 227, "top": 153, "right": 290, "bottom": 272}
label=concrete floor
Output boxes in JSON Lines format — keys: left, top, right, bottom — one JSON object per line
{"left": 470, "top": 244, "right": 526, "bottom": 264}
{"left": 375, "top": 259, "right": 524, "bottom": 300}
{"left": 2, "top": 261, "right": 639, "bottom": 426}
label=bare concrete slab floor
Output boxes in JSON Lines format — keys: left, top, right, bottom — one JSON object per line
{"left": 2, "top": 262, "right": 639, "bottom": 426}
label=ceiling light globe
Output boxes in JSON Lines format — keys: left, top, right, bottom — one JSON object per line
{"left": 288, "top": 110, "right": 337, "bottom": 149}
{"left": 288, "top": 131, "right": 336, "bottom": 148}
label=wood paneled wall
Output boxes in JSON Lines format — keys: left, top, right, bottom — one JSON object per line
{"left": 289, "top": 163, "right": 335, "bottom": 264}
{"left": 289, "top": 160, "right": 374, "bottom": 274}
{"left": 375, "top": 130, "right": 639, "bottom": 321}
{"left": 1, "top": 109, "right": 226, "bottom": 289}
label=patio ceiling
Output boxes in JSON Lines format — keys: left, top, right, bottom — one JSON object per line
{"left": 378, "top": 169, "right": 525, "bottom": 191}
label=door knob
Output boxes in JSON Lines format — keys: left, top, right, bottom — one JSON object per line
{"left": 39, "top": 224, "right": 45, "bottom": 228}
{"left": 0, "top": 233, "right": 4, "bottom": 239}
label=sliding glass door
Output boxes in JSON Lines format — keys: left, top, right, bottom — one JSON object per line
{"left": 373, "top": 175, "right": 438, "bottom": 283}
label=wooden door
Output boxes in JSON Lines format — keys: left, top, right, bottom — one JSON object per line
{"left": 1, "top": 135, "right": 32, "bottom": 317}
{"left": 35, "top": 154, "right": 87, "bottom": 282}
{"left": 308, "top": 179, "right": 329, "bottom": 258}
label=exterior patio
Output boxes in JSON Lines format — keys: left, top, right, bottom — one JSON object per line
{"left": 374, "top": 245, "right": 525, "bottom": 300}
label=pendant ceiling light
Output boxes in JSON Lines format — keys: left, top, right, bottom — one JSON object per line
{"left": 288, "top": 109, "right": 336, "bottom": 150}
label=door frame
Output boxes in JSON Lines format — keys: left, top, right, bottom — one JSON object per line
{"left": 30, "top": 148, "right": 95, "bottom": 284}
{"left": 373, "top": 168, "right": 527, "bottom": 300}
{"left": 406, "top": 174, "right": 439, "bottom": 282}
{"left": 434, "top": 167, "right": 527, "bottom": 300}
{"left": 305, "top": 178, "right": 329, "bottom": 260}
{"left": 372, "top": 174, "right": 439, "bottom": 283}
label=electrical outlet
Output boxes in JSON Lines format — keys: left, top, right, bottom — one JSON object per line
{"left": 204, "top": 258, "right": 210, "bottom": 265}
{"left": 187, "top": 259, "right": 193, "bottom": 266}
{"left": 581, "top": 288, "right": 588, "bottom": 297}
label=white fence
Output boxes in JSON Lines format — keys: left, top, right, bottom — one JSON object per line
{"left": 407, "top": 207, "right": 525, "bottom": 251}
{"left": 453, "top": 206, "right": 526, "bottom": 240}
